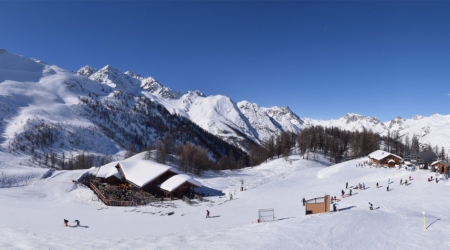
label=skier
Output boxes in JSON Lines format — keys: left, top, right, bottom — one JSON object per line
{"left": 405, "top": 179, "right": 408, "bottom": 186}
{"left": 409, "top": 176, "right": 412, "bottom": 181}
{"left": 400, "top": 179, "right": 403, "bottom": 185}
{"left": 388, "top": 178, "right": 390, "bottom": 184}
{"left": 376, "top": 182, "right": 379, "bottom": 188}
{"left": 333, "top": 203, "right": 337, "bottom": 212}
{"left": 302, "top": 197, "right": 306, "bottom": 206}
{"left": 368, "top": 202, "right": 373, "bottom": 210}
{"left": 387, "top": 185, "right": 390, "bottom": 192}
{"left": 362, "top": 183, "right": 365, "bottom": 190}
{"left": 230, "top": 194, "right": 233, "bottom": 200}
{"left": 64, "top": 219, "right": 69, "bottom": 227}
{"left": 349, "top": 189, "right": 352, "bottom": 196}
{"left": 74, "top": 220, "right": 80, "bottom": 227}
{"left": 341, "top": 190, "right": 345, "bottom": 198}
{"left": 436, "top": 178, "right": 438, "bottom": 184}
{"left": 346, "top": 182, "right": 348, "bottom": 189}
{"left": 206, "top": 210, "right": 210, "bottom": 218}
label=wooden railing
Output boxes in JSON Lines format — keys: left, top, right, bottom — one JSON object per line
{"left": 85, "top": 182, "right": 135, "bottom": 207}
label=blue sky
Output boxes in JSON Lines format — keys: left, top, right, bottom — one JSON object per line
{"left": 1, "top": 1, "right": 449, "bottom": 121}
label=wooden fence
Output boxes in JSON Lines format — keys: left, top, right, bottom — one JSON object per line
{"left": 85, "top": 182, "right": 134, "bottom": 207}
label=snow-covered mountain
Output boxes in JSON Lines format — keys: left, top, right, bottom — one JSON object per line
{"left": 81, "top": 65, "right": 307, "bottom": 148}
{"left": 1, "top": 49, "right": 449, "bottom": 164}
{"left": 307, "top": 113, "right": 450, "bottom": 150}
{"left": 0, "top": 49, "right": 245, "bottom": 167}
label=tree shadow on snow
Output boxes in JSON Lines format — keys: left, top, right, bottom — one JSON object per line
{"left": 426, "top": 218, "right": 441, "bottom": 229}
{"left": 339, "top": 206, "right": 356, "bottom": 211}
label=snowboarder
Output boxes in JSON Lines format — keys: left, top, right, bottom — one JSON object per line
{"left": 346, "top": 182, "right": 348, "bottom": 189}
{"left": 400, "top": 179, "right": 403, "bottom": 185}
{"left": 387, "top": 185, "right": 389, "bottom": 192}
{"left": 376, "top": 182, "right": 379, "bottom": 188}
{"left": 341, "top": 190, "right": 345, "bottom": 198}
{"left": 349, "top": 189, "right": 352, "bottom": 196}
{"left": 369, "top": 202, "right": 373, "bottom": 210}
{"left": 74, "top": 220, "right": 80, "bottom": 227}
{"left": 302, "top": 197, "right": 306, "bottom": 206}
{"left": 206, "top": 210, "right": 210, "bottom": 218}
{"left": 64, "top": 219, "right": 68, "bottom": 227}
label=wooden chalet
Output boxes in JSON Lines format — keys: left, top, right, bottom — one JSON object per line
{"left": 160, "top": 174, "right": 202, "bottom": 199}
{"left": 94, "top": 158, "right": 201, "bottom": 204}
{"left": 368, "top": 150, "right": 403, "bottom": 167}
{"left": 430, "top": 161, "right": 450, "bottom": 177}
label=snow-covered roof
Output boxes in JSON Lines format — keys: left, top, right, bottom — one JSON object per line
{"left": 368, "top": 150, "right": 402, "bottom": 161}
{"left": 118, "top": 160, "right": 176, "bottom": 188}
{"left": 160, "top": 174, "right": 201, "bottom": 192}
{"left": 404, "top": 161, "right": 412, "bottom": 165}
{"left": 96, "top": 161, "right": 121, "bottom": 179}
{"left": 431, "top": 160, "right": 450, "bottom": 167}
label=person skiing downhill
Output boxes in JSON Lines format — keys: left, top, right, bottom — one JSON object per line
{"left": 349, "top": 189, "right": 352, "bottom": 196}
{"left": 206, "top": 210, "right": 210, "bottom": 218}
{"left": 387, "top": 185, "right": 390, "bottom": 192}
{"left": 64, "top": 219, "right": 68, "bottom": 227}
{"left": 74, "top": 220, "right": 80, "bottom": 227}
{"left": 369, "top": 202, "right": 373, "bottom": 210}
{"left": 341, "top": 190, "right": 345, "bottom": 198}
{"left": 400, "top": 179, "right": 403, "bottom": 185}
{"left": 405, "top": 179, "right": 408, "bottom": 186}
{"left": 376, "top": 182, "right": 379, "bottom": 188}
{"left": 362, "top": 183, "right": 365, "bottom": 190}
{"left": 346, "top": 182, "right": 348, "bottom": 189}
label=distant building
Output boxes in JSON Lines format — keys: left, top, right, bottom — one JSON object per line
{"left": 404, "top": 151, "right": 438, "bottom": 169}
{"left": 368, "top": 150, "right": 403, "bottom": 167}
{"left": 430, "top": 160, "right": 450, "bottom": 178}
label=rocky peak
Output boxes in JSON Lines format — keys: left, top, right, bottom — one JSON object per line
{"left": 77, "top": 65, "right": 97, "bottom": 77}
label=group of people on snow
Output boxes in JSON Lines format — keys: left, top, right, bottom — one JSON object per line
{"left": 63, "top": 219, "right": 80, "bottom": 227}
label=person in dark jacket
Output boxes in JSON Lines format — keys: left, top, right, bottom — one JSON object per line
{"left": 206, "top": 210, "right": 210, "bottom": 218}
{"left": 64, "top": 219, "right": 68, "bottom": 227}
{"left": 345, "top": 182, "right": 348, "bottom": 189}
{"left": 387, "top": 185, "right": 389, "bottom": 191}
{"left": 74, "top": 220, "right": 80, "bottom": 227}
{"left": 369, "top": 202, "right": 373, "bottom": 210}
{"left": 302, "top": 197, "right": 306, "bottom": 206}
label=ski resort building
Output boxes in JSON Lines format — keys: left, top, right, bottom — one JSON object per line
{"left": 430, "top": 161, "right": 450, "bottom": 177}
{"left": 404, "top": 151, "right": 438, "bottom": 169}
{"left": 93, "top": 159, "right": 202, "bottom": 205}
{"left": 305, "top": 195, "right": 331, "bottom": 215}
{"left": 368, "top": 150, "right": 403, "bottom": 167}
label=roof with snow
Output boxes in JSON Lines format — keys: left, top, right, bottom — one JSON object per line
{"left": 431, "top": 160, "right": 450, "bottom": 167}
{"left": 160, "top": 174, "right": 201, "bottom": 192}
{"left": 117, "top": 160, "right": 179, "bottom": 188}
{"left": 368, "top": 150, "right": 402, "bottom": 161}
{"left": 96, "top": 161, "right": 122, "bottom": 179}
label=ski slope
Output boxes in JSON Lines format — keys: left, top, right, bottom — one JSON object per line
{"left": 1, "top": 154, "right": 449, "bottom": 249}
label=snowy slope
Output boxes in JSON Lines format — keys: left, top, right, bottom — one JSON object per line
{"left": 1, "top": 153, "right": 449, "bottom": 249}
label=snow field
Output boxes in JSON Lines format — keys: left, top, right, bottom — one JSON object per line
{"left": 0, "top": 155, "right": 449, "bottom": 249}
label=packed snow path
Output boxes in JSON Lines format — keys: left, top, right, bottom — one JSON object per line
{"left": 0, "top": 155, "right": 449, "bottom": 249}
